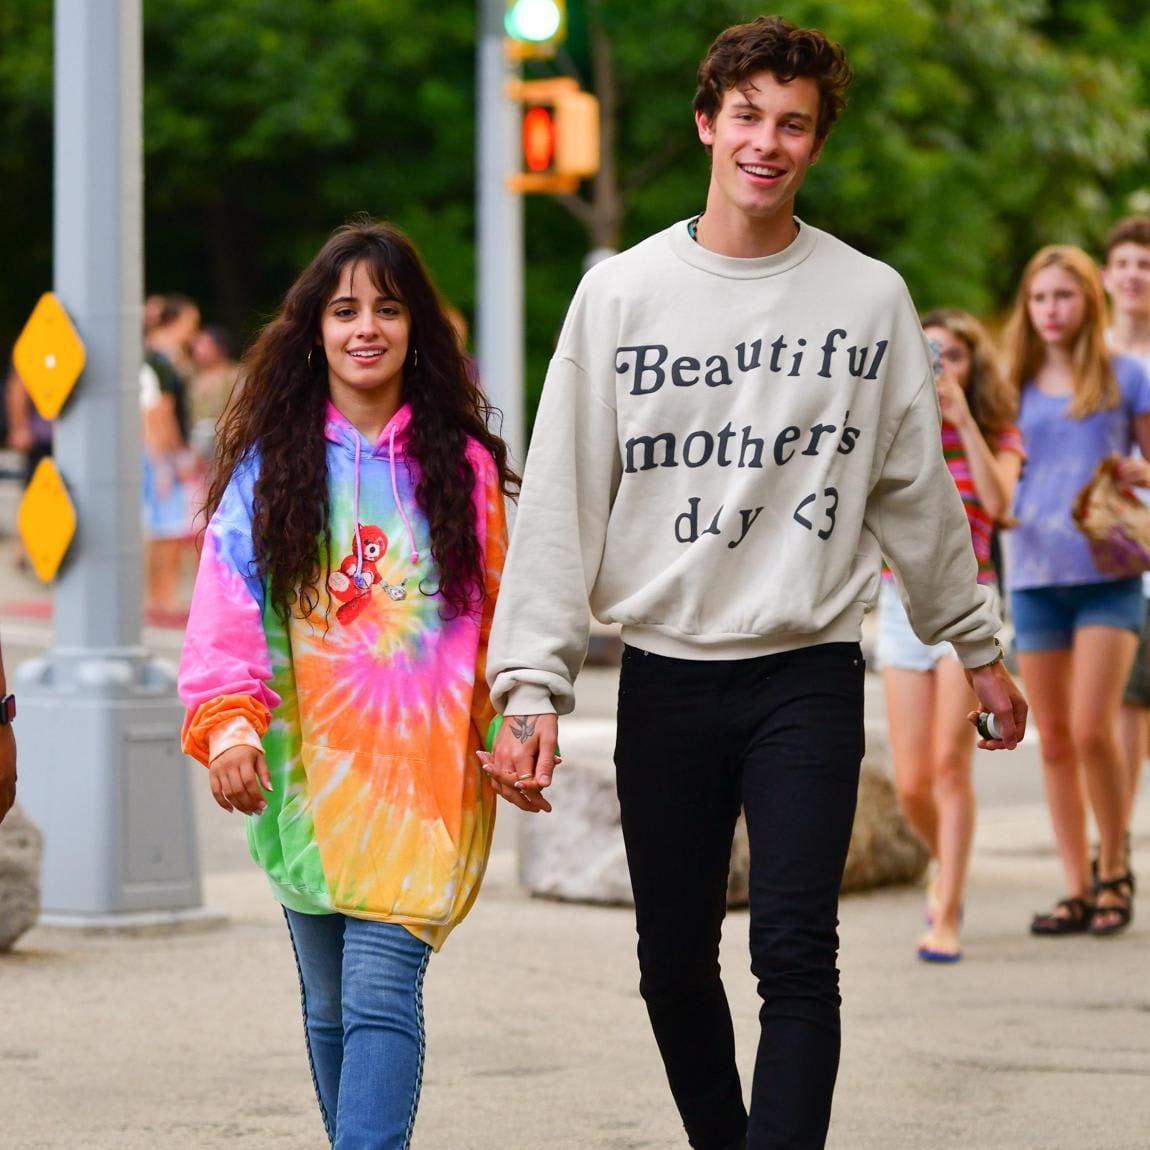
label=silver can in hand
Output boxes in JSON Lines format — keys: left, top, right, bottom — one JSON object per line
{"left": 976, "top": 712, "right": 1002, "bottom": 740}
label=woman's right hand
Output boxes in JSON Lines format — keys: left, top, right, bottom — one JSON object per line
{"left": 208, "top": 745, "right": 272, "bottom": 815}
{"left": 936, "top": 368, "right": 972, "bottom": 429}
{"left": 1114, "top": 454, "right": 1150, "bottom": 489}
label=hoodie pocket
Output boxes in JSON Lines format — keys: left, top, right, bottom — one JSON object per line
{"left": 300, "top": 741, "right": 461, "bottom": 923}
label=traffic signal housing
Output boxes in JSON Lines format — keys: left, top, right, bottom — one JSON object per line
{"left": 507, "top": 77, "right": 600, "bottom": 194}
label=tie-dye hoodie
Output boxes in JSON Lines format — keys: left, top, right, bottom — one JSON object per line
{"left": 179, "top": 401, "right": 506, "bottom": 950}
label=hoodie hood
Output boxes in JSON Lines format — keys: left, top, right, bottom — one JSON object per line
{"left": 323, "top": 398, "right": 414, "bottom": 459}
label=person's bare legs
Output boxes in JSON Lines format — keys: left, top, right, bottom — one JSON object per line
{"left": 1018, "top": 648, "right": 1092, "bottom": 914}
{"left": 917, "top": 656, "right": 978, "bottom": 956}
{"left": 147, "top": 536, "right": 185, "bottom": 613}
{"left": 1117, "top": 702, "right": 1147, "bottom": 833}
{"left": 1072, "top": 626, "right": 1137, "bottom": 930}
{"left": 883, "top": 665, "right": 960, "bottom": 950}
{"left": 883, "top": 666, "right": 939, "bottom": 856}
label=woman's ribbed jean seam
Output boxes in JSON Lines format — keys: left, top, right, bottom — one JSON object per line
{"left": 284, "top": 907, "right": 336, "bottom": 1145}
{"left": 401, "top": 944, "right": 432, "bottom": 1149}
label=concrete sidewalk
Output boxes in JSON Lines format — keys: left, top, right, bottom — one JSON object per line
{"left": 1, "top": 495, "right": 1149, "bottom": 1148}
{"left": 4, "top": 779, "right": 1150, "bottom": 1149}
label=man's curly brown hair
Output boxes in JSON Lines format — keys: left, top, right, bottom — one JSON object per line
{"left": 204, "top": 219, "right": 518, "bottom": 623}
{"left": 693, "top": 15, "right": 853, "bottom": 141}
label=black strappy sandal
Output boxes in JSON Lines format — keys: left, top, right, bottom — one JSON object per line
{"left": 1091, "top": 831, "right": 1136, "bottom": 896}
{"left": 1089, "top": 874, "right": 1134, "bottom": 937}
{"left": 1030, "top": 896, "right": 1094, "bottom": 935}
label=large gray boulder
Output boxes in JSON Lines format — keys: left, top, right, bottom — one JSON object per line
{"left": 0, "top": 803, "right": 43, "bottom": 950}
{"left": 840, "top": 756, "right": 930, "bottom": 894}
{"left": 517, "top": 718, "right": 926, "bottom": 905}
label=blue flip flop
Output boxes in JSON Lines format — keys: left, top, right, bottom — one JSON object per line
{"left": 917, "top": 945, "right": 962, "bottom": 964}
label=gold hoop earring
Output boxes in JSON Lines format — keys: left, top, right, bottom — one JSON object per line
{"left": 307, "top": 348, "right": 314, "bottom": 370}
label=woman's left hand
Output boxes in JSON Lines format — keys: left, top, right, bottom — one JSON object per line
{"left": 477, "top": 750, "right": 553, "bottom": 812}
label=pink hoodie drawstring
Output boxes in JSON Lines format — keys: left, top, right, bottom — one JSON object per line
{"left": 390, "top": 424, "right": 420, "bottom": 564}
{"left": 351, "top": 435, "right": 365, "bottom": 585}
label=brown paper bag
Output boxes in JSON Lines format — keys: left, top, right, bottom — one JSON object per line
{"left": 1071, "top": 453, "right": 1150, "bottom": 577}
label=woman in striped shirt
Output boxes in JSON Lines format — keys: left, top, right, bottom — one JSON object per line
{"left": 876, "top": 308, "right": 1024, "bottom": 963}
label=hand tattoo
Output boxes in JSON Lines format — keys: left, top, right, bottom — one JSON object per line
{"left": 510, "top": 716, "right": 537, "bottom": 744}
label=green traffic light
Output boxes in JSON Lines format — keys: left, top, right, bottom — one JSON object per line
{"left": 504, "top": 0, "right": 562, "bottom": 43}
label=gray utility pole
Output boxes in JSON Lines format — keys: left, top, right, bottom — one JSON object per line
{"left": 477, "top": 0, "right": 525, "bottom": 468}
{"left": 16, "top": 0, "right": 206, "bottom": 926}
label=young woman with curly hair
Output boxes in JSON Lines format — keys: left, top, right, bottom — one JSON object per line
{"left": 877, "top": 309, "right": 1024, "bottom": 963}
{"left": 1005, "top": 244, "right": 1150, "bottom": 940}
{"left": 178, "top": 219, "right": 518, "bottom": 1149}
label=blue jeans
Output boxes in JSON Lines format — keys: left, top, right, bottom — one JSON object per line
{"left": 284, "top": 909, "right": 432, "bottom": 1149}
{"left": 615, "top": 643, "right": 865, "bottom": 1150}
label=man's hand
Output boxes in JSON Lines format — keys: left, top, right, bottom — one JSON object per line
{"left": 480, "top": 713, "right": 560, "bottom": 815}
{"left": 965, "top": 660, "right": 1028, "bottom": 750}
{"left": 208, "top": 745, "right": 272, "bottom": 815}
{"left": 0, "top": 725, "right": 16, "bottom": 824}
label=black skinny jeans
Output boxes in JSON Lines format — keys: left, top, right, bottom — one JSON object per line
{"left": 614, "top": 643, "right": 866, "bottom": 1150}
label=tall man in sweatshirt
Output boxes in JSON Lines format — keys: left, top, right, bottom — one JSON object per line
{"left": 484, "top": 16, "right": 1028, "bottom": 1150}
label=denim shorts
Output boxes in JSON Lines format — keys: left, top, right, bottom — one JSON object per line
{"left": 1124, "top": 597, "right": 1150, "bottom": 705}
{"left": 1010, "top": 578, "right": 1144, "bottom": 653}
{"left": 141, "top": 454, "right": 193, "bottom": 540}
{"left": 875, "top": 578, "right": 962, "bottom": 672}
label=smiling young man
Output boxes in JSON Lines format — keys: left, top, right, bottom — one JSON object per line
{"left": 485, "top": 16, "right": 1027, "bottom": 1150}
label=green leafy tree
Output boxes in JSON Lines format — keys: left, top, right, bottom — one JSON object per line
{"left": 0, "top": 0, "right": 480, "bottom": 351}
{"left": 0, "top": 0, "right": 1146, "bottom": 424}
{"left": 536, "top": 0, "right": 1148, "bottom": 333}
{"left": 143, "top": 0, "right": 478, "bottom": 336}
{"left": 0, "top": 0, "right": 53, "bottom": 353}
{"left": 1038, "top": 0, "right": 1150, "bottom": 219}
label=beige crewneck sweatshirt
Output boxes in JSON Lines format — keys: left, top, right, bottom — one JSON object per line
{"left": 489, "top": 219, "right": 1002, "bottom": 716}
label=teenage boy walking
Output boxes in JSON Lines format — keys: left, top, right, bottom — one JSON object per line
{"left": 1104, "top": 216, "right": 1150, "bottom": 871}
{"left": 485, "top": 16, "right": 1027, "bottom": 1150}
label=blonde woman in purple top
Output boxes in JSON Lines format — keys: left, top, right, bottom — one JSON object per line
{"left": 1005, "top": 245, "right": 1150, "bottom": 937}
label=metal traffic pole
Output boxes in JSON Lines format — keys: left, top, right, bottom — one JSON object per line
{"left": 477, "top": 0, "right": 525, "bottom": 468}
{"left": 14, "top": 0, "right": 210, "bottom": 926}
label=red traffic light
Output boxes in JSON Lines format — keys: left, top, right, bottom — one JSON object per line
{"left": 507, "top": 77, "right": 600, "bottom": 194}
{"left": 522, "top": 106, "right": 556, "bottom": 173}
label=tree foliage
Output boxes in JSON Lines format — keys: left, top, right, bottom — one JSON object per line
{"left": 142, "top": 0, "right": 478, "bottom": 338}
{"left": 560, "top": 0, "right": 1148, "bottom": 320}
{"left": 0, "top": 0, "right": 53, "bottom": 353}
{"left": 0, "top": 0, "right": 1146, "bottom": 417}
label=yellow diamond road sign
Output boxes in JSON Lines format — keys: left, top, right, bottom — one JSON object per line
{"left": 13, "top": 292, "right": 86, "bottom": 420}
{"left": 17, "top": 457, "right": 77, "bottom": 583}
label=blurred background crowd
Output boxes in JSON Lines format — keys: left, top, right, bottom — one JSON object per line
{"left": 4, "top": 295, "right": 240, "bottom": 619}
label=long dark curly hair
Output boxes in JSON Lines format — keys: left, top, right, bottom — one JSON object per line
{"left": 205, "top": 219, "right": 519, "bottom": 622}
{"left": 919, "top": 307, "right": 1017, "bottom": 441}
